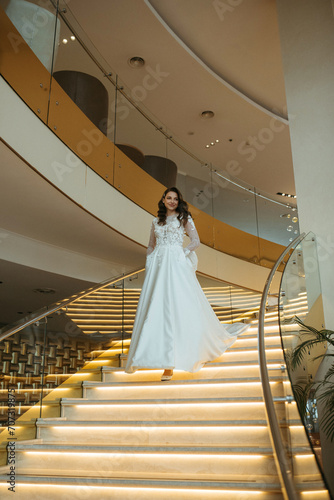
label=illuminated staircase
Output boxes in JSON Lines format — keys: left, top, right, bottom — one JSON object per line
{"left": 62, "top": 285, "right": 261, "bottom": 337}
{"left": 0, "top": 313, "right": 328, "bottom": 499}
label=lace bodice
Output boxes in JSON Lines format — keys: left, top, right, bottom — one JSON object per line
{"left": 147, "top": 215, "right": 200, "bottom": 256}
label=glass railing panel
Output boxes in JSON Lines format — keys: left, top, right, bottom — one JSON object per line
{"left": 255, "top": 190, "right": 299, "bottom": 246}
{"left": 50, "top": 8, "right": 116, "bottom": 138}
{"left": 113, "top": 76, "right": 168, "bottom": 186}
{"left": 1, "top": 0, "right": 59, "bottom": 74}
{"left": 0, "top": 0, "right": 58, "bottom": 122}
{"left": 210, "top": 174, "right": 258, "bottom": 235}
{"left": 279, "top": 233, "right": 330, "bottom": 493}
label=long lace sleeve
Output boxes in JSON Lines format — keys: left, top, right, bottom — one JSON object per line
{"left": 184, "top": 216, "right": 200, "bottom": 255}
{"left": 146, "top": 221, "right": 156, "bottom": 256}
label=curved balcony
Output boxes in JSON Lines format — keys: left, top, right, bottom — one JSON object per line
{"left": 0, "top": 2, "right": 299, "bottom": 281}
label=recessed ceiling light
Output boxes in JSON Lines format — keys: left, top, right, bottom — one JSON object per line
{"left": 128, "top": 56, "right": 145, "bottom": 68}
{"left": 206, "top": 138, "right": 220, "bottom": 148}
{"left": 70, "top": 35, "right": 76, "bottom": 41}
{"left": 277, "top": 192, "right": 297, "bottom": 198}
{"left": 62, "top": 38, "right": 68, "bottom": 44}
{"left": 201, "top": 110, "right": 214, "bottom": 119}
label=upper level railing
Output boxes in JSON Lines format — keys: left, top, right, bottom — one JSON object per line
{"left": 0, "top": 1, "right": 299, "bottom": 269}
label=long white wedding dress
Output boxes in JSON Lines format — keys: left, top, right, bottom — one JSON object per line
{"left": 125, "top": 215, "right": 248, "bottom": 373}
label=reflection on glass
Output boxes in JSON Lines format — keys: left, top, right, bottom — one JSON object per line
{"left": 4, "top": 0, "right": 59, "bottom": 72}
{"left": 51, "top": 6, "right": 116, "bottom": 139}
{"left": 255, "top": 190, "right": 300, "bottom": 246}
{"left": 212, "top": 180, "right": 258, "bottom": 236}
{"left": 114, "top": 77, "right": 167, "bottom": 180}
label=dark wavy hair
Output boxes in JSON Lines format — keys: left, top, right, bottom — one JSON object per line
{"left": 157, "top": 187, "right": 192, "bottom": 227}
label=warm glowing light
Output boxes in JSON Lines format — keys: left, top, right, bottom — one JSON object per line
{"left": 301, "top": 492, "right": 329, "bottom": 497}
{"left": 76, "top": 402, "right": 265, "bottom": 408}
{"left": 51, "top": 424, "right": 268, "bottom": 430}
{"left": 95, "top": 380, "right": 278, "bottom": 390}
{"left": 62, "top": 38, "right": 68, "bottom": 44}
{"left": 88, "top": 360, "right": 110, "bottom": 363}
{"left": 4, "top": 483, "right": 266, "bottom": 495}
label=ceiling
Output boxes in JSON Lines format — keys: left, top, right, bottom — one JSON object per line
{"left": 55, "top": 0, "right": 295, "bottom": 199}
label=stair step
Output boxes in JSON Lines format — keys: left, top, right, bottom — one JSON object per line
{"left": 59, "top": 397, "right": 298, "bottom": 422}
{"left": 102, "top": 361, "right": 285, "bottom": 382}
{"left": 13, "top": 442, "right": 279, "bottom": 480}
{"left": 82, "top": 379, "right": 284, "bottom": 399}
{"left": 35, "top": 418, "right": 305, "bottom": 447}
{"left": 36, "top": 418, "right": 272, "bottom": 445}
{"left": 0, "top": 474, "right": 328, "bottom": 500}
{"left": 14, "top": 442, "right": 316, "bottom": 480}
{"left": 0, "top": 474, "right": 286, "bottom": 500}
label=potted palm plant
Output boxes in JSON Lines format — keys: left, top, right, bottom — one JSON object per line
{"left": 289, "top": 316, "right": 334, "bottom": 441}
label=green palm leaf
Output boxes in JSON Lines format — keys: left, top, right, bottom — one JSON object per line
{"left": 290, "top": 317, "right": 334, "bottom": 441}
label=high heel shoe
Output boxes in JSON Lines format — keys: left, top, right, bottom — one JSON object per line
{"left": 161, "top": 370, "right": 173, "bottom": 381}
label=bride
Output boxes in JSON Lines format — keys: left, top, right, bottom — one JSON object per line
{"left": 125, "top": 187, "right": 248, "bottom": 380}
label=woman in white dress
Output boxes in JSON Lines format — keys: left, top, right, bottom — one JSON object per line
{"left": 125, "top": 187, "right": 248, "bottom": 381}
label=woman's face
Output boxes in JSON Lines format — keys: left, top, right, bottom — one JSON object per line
{"left": 164, "top": 191, "right": 179, "bottom": 213}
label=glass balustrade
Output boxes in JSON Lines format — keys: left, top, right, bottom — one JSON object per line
{"left": 277, "top": 233, "right": 331, "bottom": 495}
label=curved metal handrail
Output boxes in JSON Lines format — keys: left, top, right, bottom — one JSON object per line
{"left": 258, "top": 232, "right": 305, "bottom": 500}
{"left": 0, "top": 267, "right": 145, "bottom": 342}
